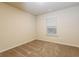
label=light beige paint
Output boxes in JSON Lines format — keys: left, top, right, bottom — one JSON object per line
{"left": 37, "top": 5, "right": 79, "bottom": 47}
{"left": 0, "top": 3, "right": 36, "bottom": 52}
{"left": 0, "top": 2, "right": 79, "bottom": 53}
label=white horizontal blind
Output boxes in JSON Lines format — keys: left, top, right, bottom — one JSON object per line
{"left": 46, "top": 16, "right": 57, "bottom": 36}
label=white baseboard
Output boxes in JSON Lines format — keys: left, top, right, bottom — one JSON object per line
{"left": 1, "top": 38, "right": 79, "bottom": 53}
{"left": 37, "top": 39, "right": 79, "bottom": 48}
{"left": 0, "top": 38, "right": 36, "bottom": 53}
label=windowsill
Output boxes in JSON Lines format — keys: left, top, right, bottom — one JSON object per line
{"left": 47, "top": 34, "right": 57, "bottom": 37}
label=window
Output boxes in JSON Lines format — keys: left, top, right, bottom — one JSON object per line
{"left": 46, "top": 16, "right": 57, "bottom": 36}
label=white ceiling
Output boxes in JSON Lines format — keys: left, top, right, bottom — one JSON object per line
{"left": 6, "top": 2, "right": 79, "bottom": 15}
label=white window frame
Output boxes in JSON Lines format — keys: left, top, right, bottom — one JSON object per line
{"left": 46, "top": 16, "right": 57, "bottom": 36}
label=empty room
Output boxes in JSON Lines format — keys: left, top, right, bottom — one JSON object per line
{"left": 0, "top": 2, "right": 79, "bottom": 57}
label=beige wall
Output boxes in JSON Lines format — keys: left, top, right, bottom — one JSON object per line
{"left": 37, "top": 5, "right": 79, "bottom": 47}
{"left": 0, "top": 3, "right": 36, "bottom": 52}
